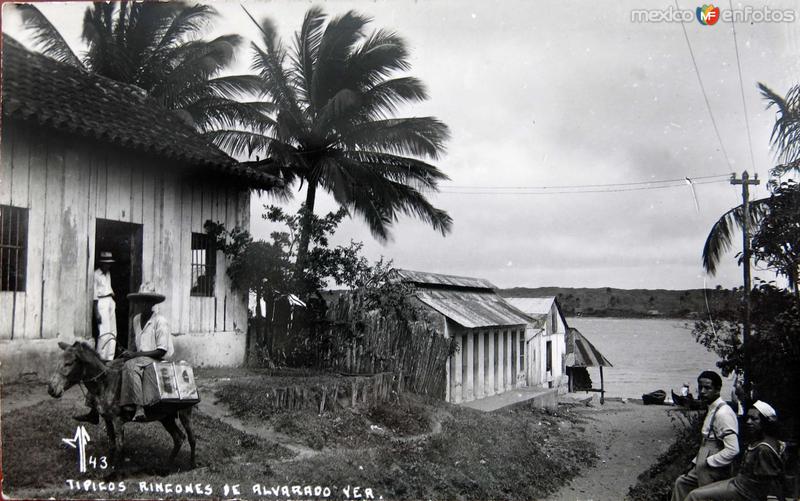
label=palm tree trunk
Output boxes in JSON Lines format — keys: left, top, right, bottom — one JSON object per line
{"left": 294, "top": 179, "right": 318, "bottom": 284}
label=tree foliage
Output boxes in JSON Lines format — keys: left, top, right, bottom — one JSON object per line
{"left": 693, "top": 283, "right": 800, "bottom": 438}
{"left": 17, "top": 2, "right": 265, "bottom": 132}
{"left": 206, "top": 204, "right": 369, "bottom": 306}
{"left": 751, "top": 180, "right": 800, "bottom": 292}
{"left": 702, "top": 83, "right": 800, "bottom": 279}
{"left": 207, "top": 7, "right": 452, "bottom": 272}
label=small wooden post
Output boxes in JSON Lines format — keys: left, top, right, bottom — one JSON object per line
{"left": 599, "top": 366, "right": 605, "bottom": 405}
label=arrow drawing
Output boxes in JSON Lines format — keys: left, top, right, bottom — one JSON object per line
{"left": 62, "top": 426, "right": 91, "bottom": 473}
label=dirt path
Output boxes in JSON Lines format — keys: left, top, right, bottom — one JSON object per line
{"left": 546, "top": 399, "right": 677, "bottom": 501}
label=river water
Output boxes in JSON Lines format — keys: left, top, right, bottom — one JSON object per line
{"left": 567, "top": 317, "right": 734, "bottom": 399}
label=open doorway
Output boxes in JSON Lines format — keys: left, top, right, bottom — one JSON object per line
{"left": 94, "top": 219, "right": 142, "bottom": 353}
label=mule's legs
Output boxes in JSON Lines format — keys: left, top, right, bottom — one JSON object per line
{"left": 103, "top": 416, "right": 117, "bottom": 464}
{"left": 160, "top": 417, "right": 185, "bottom": 466}
{"left": 178, "top": 408, "right": 196, "bottom": 468}
{"left": 109, "top": 417, "right": 125, "bottom": 466}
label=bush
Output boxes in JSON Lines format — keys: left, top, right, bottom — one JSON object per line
{"left": 628, "top": 410, "right": 702, "bottom": 501}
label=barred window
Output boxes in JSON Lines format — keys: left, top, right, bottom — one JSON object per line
{"left": 1, "top": 204, "right": 28, "bottom": 292}
{"left": 190, "top": 232, "right": 215, "bottom": 297}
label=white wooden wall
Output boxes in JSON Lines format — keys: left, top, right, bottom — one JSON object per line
{"left": 0, "top": 121, "right": 249, "bottom": 341}
{"left": 530, "top": 304, "right": 567, "bottom": 388}
{"left": 447, "top": 323, "right": 527, "bottom": 404}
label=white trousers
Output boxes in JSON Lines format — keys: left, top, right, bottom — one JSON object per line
{"left": 96, "top": 296, "right": 117, "bottom": 361}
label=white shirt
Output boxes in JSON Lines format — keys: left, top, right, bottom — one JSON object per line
{"left": 93, "top": 268, "right": 114, "bottom": 300}
{"left": 132, "top": 312, "right": 174, "bottom": 359}
{"left": 702, "top": 397, "right": 740, "bottom": 467}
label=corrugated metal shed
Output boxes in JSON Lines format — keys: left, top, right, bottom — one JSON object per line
{"left": 395, "top": 269, "right": 496, "bottom": 290}
{"left": 505, "top": 297, "right": 556, "bottom": 317}
{"left": 566, "top": 327, "right": 613, "bottom": 367}
{"left": 416, "top": 289, "right": 533, "bottom": 329}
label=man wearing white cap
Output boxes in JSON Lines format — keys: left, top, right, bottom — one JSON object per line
{"left": 93, "top": 251, "right": 117, "bottom": 361}
{"left": 685, "top": 400, "right": 785, "bottom": 501}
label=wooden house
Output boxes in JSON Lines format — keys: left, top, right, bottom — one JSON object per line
{"left": 0, "top": 37, "right": 279, "bottom": 379}
{"left": 505, "top": 297, "right": 568, "bottom": 390}
{"left": 395, "top": 270, "right": 535, "bottom": 404}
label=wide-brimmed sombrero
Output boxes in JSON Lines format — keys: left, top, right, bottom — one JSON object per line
{"left": 127, "top": 282, "right": 165, "bottom": 304}
{"left": 98, "top": 251, "right": 115, "bottom": 263}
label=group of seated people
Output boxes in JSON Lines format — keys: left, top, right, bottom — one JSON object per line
{"left": 672, "top": 371, "right": 788, "bottom": 501}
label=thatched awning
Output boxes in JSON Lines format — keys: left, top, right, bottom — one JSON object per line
{"left": 566, "top": 327, "right": 612, "bottom": 368}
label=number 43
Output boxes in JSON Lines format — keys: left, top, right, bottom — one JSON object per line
{"left": 88, "top": 456, "right": 108, "bottom": 470}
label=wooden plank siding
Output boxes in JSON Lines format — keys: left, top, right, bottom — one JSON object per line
{"left": 0, "top": 122, "right": 248, "bottom": 343}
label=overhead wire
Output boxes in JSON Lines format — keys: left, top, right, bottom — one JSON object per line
{"left": 438, "top": 178, "right": 728, "bottom": 195}
{"left": 441, "top": 173, "right": 732, "bottom": 191}
{"left": 729, "top": 0, "right": 758, "bottom": 175}
{"left": 675, "top": 0, "right": 734, "bottom": 169}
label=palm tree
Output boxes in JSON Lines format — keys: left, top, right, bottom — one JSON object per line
{"left": 702, "top": 83, "right": 800, "bottom": 288}
{"left": 17, "top": 2, "right": 269, "bottom": 132}
{"left": 205, "top": 7, "right": 452, "bottom": 273}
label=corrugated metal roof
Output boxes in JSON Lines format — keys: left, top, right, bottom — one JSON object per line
{"left": 395, "top": 269, "right": 496, "bottom": 290}
{"left": 416, "top": 289, "right": 532, "bottom": 328}
{"left": 566, "top": 327, "right": 613, "bottom": 368}
{"left": 505, "top": 297, "right": 556, "bottom": 317}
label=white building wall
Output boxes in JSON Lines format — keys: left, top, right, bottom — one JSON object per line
{"left": 0, "top": 122, "right": 250, "bottom": 379}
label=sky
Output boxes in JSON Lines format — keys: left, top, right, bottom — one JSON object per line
{"left": 4, "top": 0, "right": 799, "bottom": 290}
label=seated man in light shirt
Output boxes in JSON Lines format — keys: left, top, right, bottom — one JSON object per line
{"left": 671, "top": 370, "right": 740, "bottom": 501}
{"left": 119, "top": 283, "right": 174, "bottom": 422}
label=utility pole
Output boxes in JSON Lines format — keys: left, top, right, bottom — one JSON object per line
{"left": 730, "top": 171, "right": 760, "bottom": 389}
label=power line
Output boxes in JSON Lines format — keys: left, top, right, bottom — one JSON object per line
{"left": 729, "top": 0, "right": 758, "bottom": 174}
{"left": 676, "top": 0, "right": 734, "bottom": 169}
{"left": 441, "top": 173, "right": 732, "bottom": 191}
{"left": 438, "top": 178, "right": 728, "bottom": 195}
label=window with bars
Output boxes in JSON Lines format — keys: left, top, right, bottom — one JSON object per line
{"left": 1, "top": 205, "right": 28, "bottom": 292}
{"left": 190, "top": 232, "right": 215, "bottom": 297}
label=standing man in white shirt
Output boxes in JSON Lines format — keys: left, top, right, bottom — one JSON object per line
{"left": 74, "top": 250, "right": 118, "bottom": 424}
{"left": 671, "top": 370, "right": 740, "bottom": 501}
{"left": 93, "top": 251, "right": 117, "bottom": 361}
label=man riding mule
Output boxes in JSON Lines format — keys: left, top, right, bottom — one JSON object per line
{"left": 48, "top": 283, "right": 196, "bottom": 468}
{"left": 120, "top": 283, "right": 173, "bottom": 422}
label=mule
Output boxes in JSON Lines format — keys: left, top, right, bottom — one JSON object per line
{"left": 48, "top": 341, "right": 197, "bottom": 468}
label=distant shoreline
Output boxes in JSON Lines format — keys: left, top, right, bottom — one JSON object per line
{"left": 499, "top": 286, "right": 737, "bottom": 320}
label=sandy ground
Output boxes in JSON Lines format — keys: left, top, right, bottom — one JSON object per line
{"left": 546, "top": 397, "right": 679, "bottom": 501}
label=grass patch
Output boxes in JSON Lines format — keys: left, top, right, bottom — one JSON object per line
{"left": 217, "top": 378, "right": 597, "bottom": 500}
{"left": 2, "top": 396, "right": 292, "bottom": 496}
{"left": 627, "top": 410, "right": 702, "bottom": 501}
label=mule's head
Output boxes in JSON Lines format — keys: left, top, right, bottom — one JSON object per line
{"left": 48, "top": 341, "right": 95, "bottom": 398}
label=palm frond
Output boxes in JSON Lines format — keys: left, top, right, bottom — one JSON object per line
{"left": 290, "top": 7, "right": 326, "bottom": 109}
{"left": 178, "top": 75, "right": 270, "bottom": 105}
{"left": 314, "top": 154, "right": 451, "bottom": 241}
{"left": 202, "top": 129, "right": 274, "bottom": 158}
{"left": 340, "top": 150, "right": 449, "bottom": 189}
{"left": 17, "top": 4, "right": 83, "bottom": 67}
{"left": 310, "top": 10, "right": 371, "bottom": 108}
{"left": 187, "top": 97, "right": 278, "bottom": 134}
{"left": 149, "top": 35, "right": 241, "bottom": 105}
{"left": 339, "top": 117, "right": 450, "bottom": 159}
{"left": 702, "top": 198, "right": 770, "bottom": 274}
{"left": 322, "top": 159, "right": 451, "bottom": 241}
{"left": 155, "top": 3, "right": 217, "bottom": 52}
{"left": 321, "top": 77, "right": 428, "bottom": 130}
{"left": 759, "top": 82, "right": 800, "bottom": 171}
{"left": 345, "top": 29, "right": 410, "bottom": 89}
{"left": 250, "top": 42, "right": 308, "bottom": 138}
